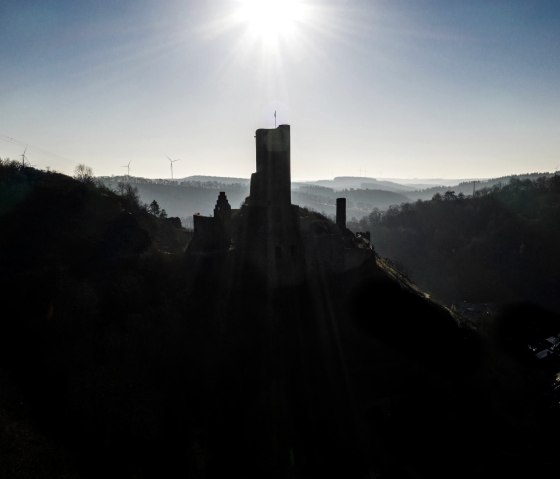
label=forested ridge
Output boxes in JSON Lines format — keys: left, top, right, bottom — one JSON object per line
{"left": 351, "top": 175, "right": 560, "bottom": 311}
{"left": 0, "top": 160, "right": 194, "bottom": 477}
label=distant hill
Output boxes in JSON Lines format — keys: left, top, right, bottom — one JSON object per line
{"left": 383, "top": 177, "right": 478, "bottom": 188}
{"left": 293, "top": 185, "right": 410, "bottom": 219}
{"left": 302, "top": 176, "right": 416, "bottom": 193}
{"left": 406, "top": 172, "right": 555, "bottom": 201}
{"left": 179, "top": 175, "right": 250, "bottom": 184}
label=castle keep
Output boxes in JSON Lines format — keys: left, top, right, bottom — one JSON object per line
{"left": 189, "top": 125, "right": 301, "bottom": 284}
{"left": 250, "top": 124, "right": 291, "bottom": 209}
{"left": 244, "top": 124, "right": 301, "bottom": 284}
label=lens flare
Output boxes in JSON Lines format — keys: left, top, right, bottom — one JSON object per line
{"left": 236, "top": 0, "right": 308, "bottom": 44}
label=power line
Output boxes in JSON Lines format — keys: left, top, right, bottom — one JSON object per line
{"left": 0, "top": 133, "right": 73, "bottom": 164}
{"left": 472, "top": 180, "right": 479, "bottom": 196}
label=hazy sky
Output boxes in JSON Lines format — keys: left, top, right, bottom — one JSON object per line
{"left": 1, "top": 0, "right": 559, "bottom": 180}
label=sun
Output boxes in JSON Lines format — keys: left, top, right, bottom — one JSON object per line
{"left": 236, "top": 0, "right": 308, "bottom": 44}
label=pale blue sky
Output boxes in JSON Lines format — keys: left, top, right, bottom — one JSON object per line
{"left": 1, "top": 0, "right": 559, "bottom": 180}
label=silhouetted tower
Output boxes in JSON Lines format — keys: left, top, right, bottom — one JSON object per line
{"left": 336, "top": 198, "right": 346, "bottom": 230}
{"left": 214, "top": 191, "right": 232, "bottom": 240}
{"left": 250, "top": 124, "right": 291, "bottom": 209}
{"left": 247, "top": 124, "right": 301, "bottom": 285}
{"left": 190, "top": 192, "right": 232, "bottom": 252}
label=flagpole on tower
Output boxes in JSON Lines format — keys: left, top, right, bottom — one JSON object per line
{"left": 274, "top": 110, "right": 277, "bottom": 128}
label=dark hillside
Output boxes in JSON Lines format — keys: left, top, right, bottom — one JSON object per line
{"left": 0, "top": 162, "right": 192, "bottom": 478}
{"left": 1, "top": 163, "right": 559, "bottom": 478}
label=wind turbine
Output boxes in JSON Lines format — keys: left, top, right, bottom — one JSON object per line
{"left": 20, "top": 146, "right": 28, "bottom": 167}
{"left": 167, "top": 156, "right": 179, "bottom": 180}
{"left": 121, "top": 160, "right": 131, "bottom": 178}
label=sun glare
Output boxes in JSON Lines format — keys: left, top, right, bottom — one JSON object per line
{"left": 236, "top": 0, "right": 307, "bottom": 44}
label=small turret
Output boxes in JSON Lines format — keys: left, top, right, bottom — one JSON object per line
{"left": 189, "top": 192, "right": 232, "bottom": 252}
{"left": 336, "top": 198, "right": 346, "bottom": 230}
{"left": 214, "top": 191, "right": 232, "bottom": 240}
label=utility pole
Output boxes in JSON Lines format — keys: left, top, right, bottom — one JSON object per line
{"left": 472, "top": 180, "right": 479, "bottom": 197}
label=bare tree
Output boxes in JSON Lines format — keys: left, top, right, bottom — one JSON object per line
{"left": 116, "top": 182, "right": 140, "bottom": 207}
{"left": 74, "top": 164, "right": 94, "bottom": 184}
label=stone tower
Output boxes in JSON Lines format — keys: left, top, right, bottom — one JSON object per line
{"left": 214, "top": 191, "right": 232, "bottom": 240}
{"left": 245, "top": 124, "right": 301, "bottom": 285}
{"left": 250, "top": 124, "right": 291, "bottom": 209}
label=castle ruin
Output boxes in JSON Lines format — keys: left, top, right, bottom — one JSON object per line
{"left": 190, "top": 191, "right": 233, "bottom": 251}
{"left": 188, "top": 124, "right": 369, "bottom": 283}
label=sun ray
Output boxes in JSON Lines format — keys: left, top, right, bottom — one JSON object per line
{"left": 235, "top": 0, "right": 308, "bottom": 46}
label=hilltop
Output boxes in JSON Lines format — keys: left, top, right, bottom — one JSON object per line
{"left": 1, "top": 157, "right": 559, "bottom": 478}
